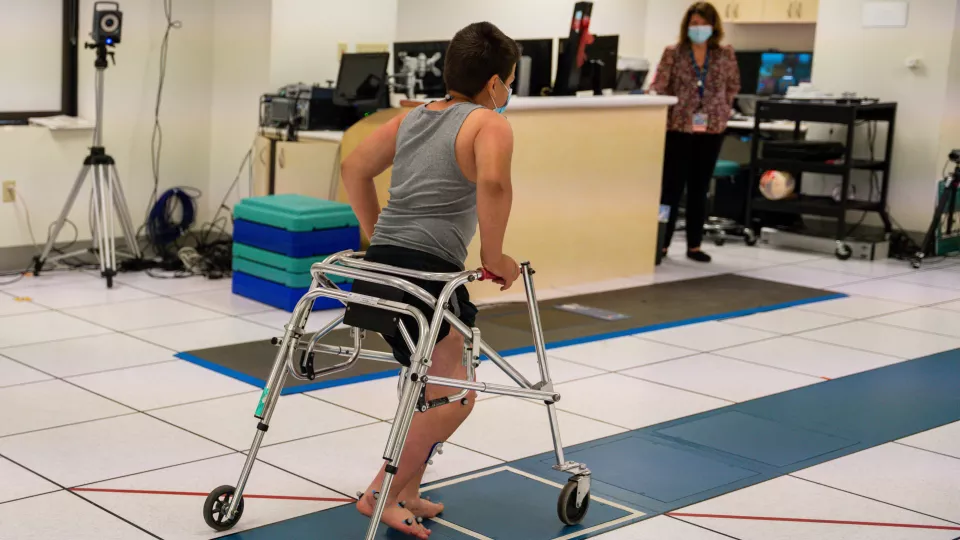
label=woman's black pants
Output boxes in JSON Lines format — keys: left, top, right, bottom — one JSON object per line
{"left": 660, "top": 130, "right": 725, "bottom": 250}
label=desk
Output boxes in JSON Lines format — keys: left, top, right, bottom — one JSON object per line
{"left": 337, "top": 95, "right": 677, "bottom": 301}
{"left": 252, "top": 128, "right": 344, "bottom": 199}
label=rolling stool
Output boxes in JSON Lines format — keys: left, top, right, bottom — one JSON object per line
{"left": 705, "top": 160, "right": 757, "bottom": 246}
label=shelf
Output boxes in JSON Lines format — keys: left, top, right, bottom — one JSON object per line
{"left": 756, "top": 100, "right": 897, "bottom": 124}
{"left": 756, "top": 158, "right": 887, "bottom": 175}
{"left": 751, "top": 196, "right": 883, "bottom": 218}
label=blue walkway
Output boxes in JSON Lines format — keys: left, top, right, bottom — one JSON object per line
{"left": 223, "top": 347, "right": 960, "bottom": 539}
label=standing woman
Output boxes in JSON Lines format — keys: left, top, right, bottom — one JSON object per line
{"left": 651, "top": 2, "right": 740, "bottom": 262}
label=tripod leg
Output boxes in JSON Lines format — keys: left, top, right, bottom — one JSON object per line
{"left": 90, "top": 169, "right": 106, "bottom": 276}
{"left": 104, "top": 166, "right": 117, "bottom": 274}
{"left": 91, "top": 165, "right": 115, "bottom": 287}
{"left": 110, "top": 165, "right": 142, "bottom": 259}
{"left": 36, "top": 166, "right": 91, "bottom": 273}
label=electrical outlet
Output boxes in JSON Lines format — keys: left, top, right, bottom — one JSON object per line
{"left": 2, "top": 181, "right": 14, "bottom": 203}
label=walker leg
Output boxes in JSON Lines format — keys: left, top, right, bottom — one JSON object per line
{"left": 206, "top": 292, "right": 317, "bottom": 531}
{"left": 519, "top": 263, "right": 592, "bottom": 526}
{"left": 520, "top": 263, "right": 566, "bottom": 465}
{"left": 365, "top": 367, "right": 425, "bottom": 540}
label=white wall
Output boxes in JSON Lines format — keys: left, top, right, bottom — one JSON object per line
{"left": 207, "top": 0, "right": 272, "bottom": 217}
{"left": 395, "top": 0, "right": 648, "bottom": 58}
{"left": 0, "top": 0, "right": 216, "bottom": 250}
{"left": 940, "top": 3, "right": 960, "bottom": 166}
{"left": 270, "top": 0, "right": 398, "bottom": 88}
{"left": 811, "top": 0, "right": 960, "bottom": 231}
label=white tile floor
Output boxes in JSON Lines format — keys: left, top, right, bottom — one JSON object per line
{"left": 1, "top": 244, "right": 959, "bottom": 539}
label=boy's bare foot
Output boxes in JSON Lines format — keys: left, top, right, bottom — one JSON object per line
{"left": 357, "top": 493, "right": 432, "bottom": 539}
{"left": 404, "top": 497, "right": 444, "bottom": 519}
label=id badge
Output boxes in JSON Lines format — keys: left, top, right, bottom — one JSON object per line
{"left": 692, "top": 112, "right": 708, "bottom": 133}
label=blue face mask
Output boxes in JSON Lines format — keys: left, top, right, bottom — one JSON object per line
{"left": 491, "top": 78, "right": 512, "bottom": 114}
{"left": 688, "top": 25, "right": 713, "bottom": 44}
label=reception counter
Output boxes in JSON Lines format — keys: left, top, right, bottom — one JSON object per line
{"left": 255, "top": 94, "right": 677, "bottom": 301}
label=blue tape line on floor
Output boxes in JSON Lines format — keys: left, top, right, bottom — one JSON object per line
{"left": 176, "top": 352, "right": 264, "bottom": 388}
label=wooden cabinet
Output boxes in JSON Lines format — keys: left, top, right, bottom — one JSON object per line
{"left": 718, "top": 0, "right": 764, "bottom": 23}
{"left": 763, "top": 0, "right": 795, "bottom": 22}
{"left": 252, "top": 136, "right": 341, "bottom": 200}
{"left": 716, "top": 0, "right": 736, "bottom": 20}
{"left": 794, "top": 0, "right": 819, "bottom": 23}
{"left": 725, "top": 0, "right": 818, "bottom": 23}
{"left": 733, "top": 0, "right": 765, "bottom": 23}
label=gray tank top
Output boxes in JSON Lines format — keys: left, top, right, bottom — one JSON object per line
{"left": 370, "top": 101, "right": 483, "bottom": 268}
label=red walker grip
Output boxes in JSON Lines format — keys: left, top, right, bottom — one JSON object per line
{"left": 479, "top": 269, "right": 500, "bottom": 282}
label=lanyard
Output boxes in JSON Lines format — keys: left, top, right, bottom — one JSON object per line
{"left": 690, "top": 48, "right": 709, "bottom": 102}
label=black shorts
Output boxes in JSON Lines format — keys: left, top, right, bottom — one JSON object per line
{"left": 346, "top": 244, "right": 478, "bottom": 366}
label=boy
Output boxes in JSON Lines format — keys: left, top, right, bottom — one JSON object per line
{"left": 340, "top": 22, "right": 521, "bottom": 539}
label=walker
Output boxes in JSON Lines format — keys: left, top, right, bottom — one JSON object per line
{"left": 202, "top": 251, "right": 592, "bottom": 538}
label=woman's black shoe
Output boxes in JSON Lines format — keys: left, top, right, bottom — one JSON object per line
{"left": 687, "top": 250, "right": 712, "bottom": 263}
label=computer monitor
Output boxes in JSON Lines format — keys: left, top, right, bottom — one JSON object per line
{"left": 334, "top": 52, "right": 390, "bottom": 106}
{"left": 558, "top": 34, "right": 620, "bottom": 93}
{"left": 515, "top": 39, "right": 554, "bottom": 97}
{"left": 757, "top": 51, "right": 813, "bottom": 96}
{"left": 393, "top": 40, "right": 449, "bottom": 98}
{"left": 735, "top": 50, "right": 762, "bottom": 96}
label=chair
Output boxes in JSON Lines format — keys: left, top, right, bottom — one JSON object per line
{"left": 705, "top": 160, "right": 757, "bottom": 246}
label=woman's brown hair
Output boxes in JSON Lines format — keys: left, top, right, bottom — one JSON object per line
{"left": 679, "top": 2, "right": 725, "bottom": 49}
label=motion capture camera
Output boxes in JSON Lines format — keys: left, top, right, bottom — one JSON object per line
{"left": 91, "top": 1, "right": 123, "bottom": 46}
{"left": 950, "top": 149, "right": 960, "bottom": 165}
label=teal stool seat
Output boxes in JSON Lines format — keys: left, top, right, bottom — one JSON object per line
{"left": 713, "top": 160, "right": 740, "bottom": 178}
{"left": 234, "top": 194, "right": 359, "bottom": 232}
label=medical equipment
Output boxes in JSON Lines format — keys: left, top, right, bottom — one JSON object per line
{"left": 202, "top": 251, "right": 593, "bottom": 538}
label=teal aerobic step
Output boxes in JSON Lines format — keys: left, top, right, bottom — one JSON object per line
{"left": 233, "top": 244, "right": 329, "bottom": 274}
{"left": 232, "top": 257, "right": 350, "bottom": 289}
{"left": 233, "top": 194, "right": 359, "bottom": 232}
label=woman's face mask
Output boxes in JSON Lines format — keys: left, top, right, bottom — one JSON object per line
{"left": 490, "top": 78, "right": 512, "bottom": 114}
{"left": 688, "top": 25, "right": 713, "bottom": 44}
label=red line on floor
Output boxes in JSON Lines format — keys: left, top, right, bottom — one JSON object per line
{"left": 667, "top": 512, "right": 960, "bottom": 531}
{"left": 70, "top": 487, "right": 355, "bottom": 503}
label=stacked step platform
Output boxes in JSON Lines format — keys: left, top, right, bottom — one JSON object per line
{"left": 232, "top": 194, "right": 360, "bottom": 311}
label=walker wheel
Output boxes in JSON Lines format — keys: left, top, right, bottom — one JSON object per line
{"left": 714, "top": 236, "right": 726, "bottom": 247}
{"left": 744, "top": 229, "right": 758, "bottom": 246}
{"left": 106, "top": 274, "right": 113, "bottom": 288}
{"left": 203, "top": 485, "right": 244, "bottom": 532}
{"left": 557, "top": 480, "right": 590, "bottom": 526}
{"left": 835, "top": 243, "right": 853, "bottom": 261}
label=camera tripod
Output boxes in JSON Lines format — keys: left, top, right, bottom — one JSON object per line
{"left": 912, "top": 153, "right": 960, "bottom": 269}
{"left": 33, "top": 41, "right": 141, "bottom": 288}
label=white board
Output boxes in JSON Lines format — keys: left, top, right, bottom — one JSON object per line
{"left": 862, "top": 1, "right": 909, "bottom": 28}
{"left": 0, "top": 0, "right": 65, "bottom": 112}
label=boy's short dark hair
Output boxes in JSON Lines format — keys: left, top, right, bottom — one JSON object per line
{"left": 444, "top": 22, "right": 520, "bottom": 98}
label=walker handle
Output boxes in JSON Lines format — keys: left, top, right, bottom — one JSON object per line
{"left": 478, "top": 269, "right": 501, "bottom": 282}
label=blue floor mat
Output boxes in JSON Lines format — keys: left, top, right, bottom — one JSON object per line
{"left": 215, "top": 347, "right": 960, "bottom": 540}
{"left": 221, "top": 503, "right": 472, "bottom": 540}
{"left": 423, "top": 468, "right": 635, "bottom": 539}
{"left": 655, "top": 411, "right": 858, "bottom": 467}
